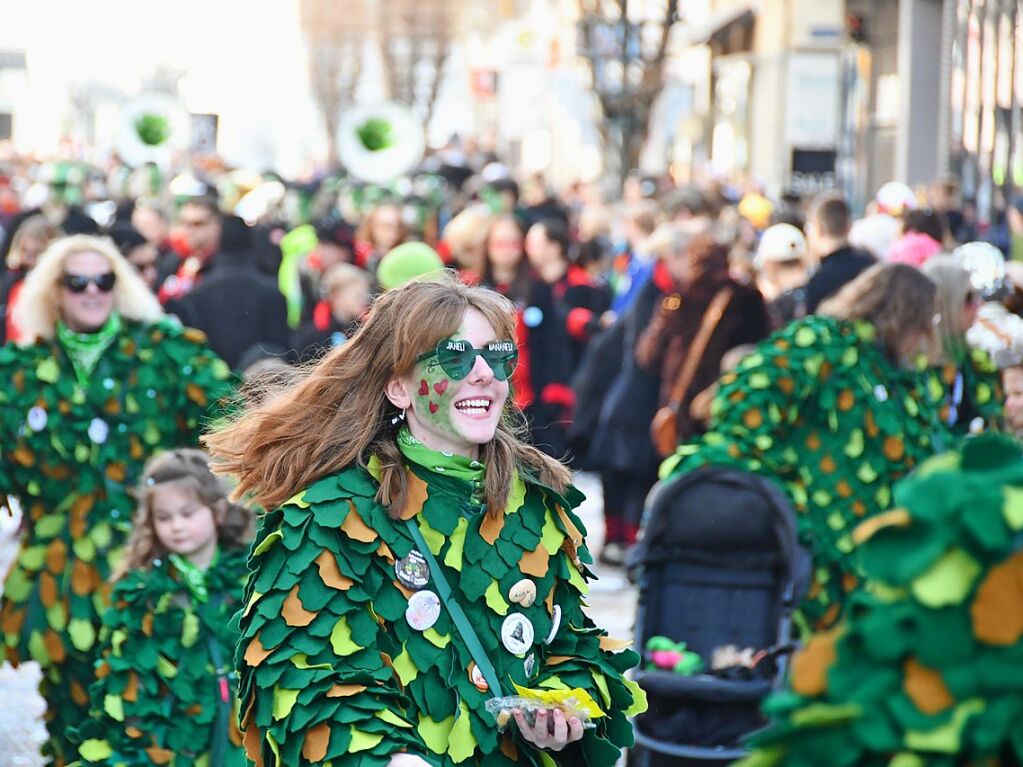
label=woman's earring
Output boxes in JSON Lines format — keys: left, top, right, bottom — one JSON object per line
{"left": 392, "top": 409, "right": 406, "bottom": 427}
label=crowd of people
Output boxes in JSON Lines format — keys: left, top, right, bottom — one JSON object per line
{"left": 1, "top": 143, "right": 1023, "bottom": 766}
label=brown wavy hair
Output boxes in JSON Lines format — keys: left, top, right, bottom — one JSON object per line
{"left": 204, "top": 273, "right": 571, "bottom": 515}
{"left": 114, "top": 449, "right": 255, "bottom": 580}
{"left": 819, "top": 262, "right": 937, "bottom": 359}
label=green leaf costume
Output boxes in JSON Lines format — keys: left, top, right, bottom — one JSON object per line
{"left": 737, "top": 434, "right": 1023, "bottom": 767}
{"left": 72, "top": 548, "right": 249, "bottom": 766}
{"left": 661, "top": 316, "right": 950, "bottom": 629}
{"left": 235, "top": 433, "right": 646, "bottom": 766}
{"left": 928, "top": 348, "right": 1004, "bottom": 436}
{"left": 0, "top": 319, "right": 236, "bottom": 765}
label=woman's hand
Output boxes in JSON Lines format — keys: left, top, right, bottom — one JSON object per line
{"left": 513, "top": 707, "right": 584, "bottom": 752}
{"left": 387, "top": 754, "right": 434, "bottom": 767}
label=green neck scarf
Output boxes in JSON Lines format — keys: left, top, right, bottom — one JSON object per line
{"left": 169, "top": 547, "right": 220, "bottom": 604}
{"left": 396, "top": 427, "right": 486, "bottom": 486}
{"left": 56, "top": 313, "right": 122, "bottom": 387}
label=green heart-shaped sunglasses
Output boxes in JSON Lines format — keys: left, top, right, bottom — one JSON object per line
{"left": 416, "top": 338, "right": 519, "bottom": 381}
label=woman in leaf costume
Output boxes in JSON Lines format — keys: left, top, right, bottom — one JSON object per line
{"left": 206, "top": 275, "right": 645, "bottom": 767}
{"left": 0, "top": 235, "right": 236, "bottom": 765}
{"left": 74, "top": 448, "right": 254, "bottom": 766}
{"left": 661, "top": 264, "right": 949, "bottom": 629}
{"left": 922, "top": 255, "right": 1004, "bottom": 435}
{"left": 739, "top": 434, "right": 1023, "bottom": 767}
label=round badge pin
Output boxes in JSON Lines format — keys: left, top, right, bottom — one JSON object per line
{"left": 508, "top": 578, "right": 537, "bottom": 608}
{"left": 545, "top": 605, "right": 562, "bottom": 645}
{"left": 26, "top": 406, "right": 48, "bottom": 432}
{"left": 501, "top": 612, "right": 534, "bottom": 656}
{"left": 523, "top": 306, "right": 544, "bottom": 328}
{"left": 395, "top": 550, "right": 431, "bottom": 590}
{"left": 523, "top": 652, "right": 536, "bottom": 677}
{"left": 88, "top": 418, "right": 109, "bottom": 445}
{"left": 405, "top": 590, "right": 441, "bottom": 632}
{"left": 469, "top": 662, "right": 489, "bottom": 692}
{"left": 873, "top": 384, "right": 889, "bottom": 403}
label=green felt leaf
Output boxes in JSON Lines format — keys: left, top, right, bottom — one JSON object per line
{"left": 104, "top": 693, "right": 125, "bottom": 722}
{"left": 624, "top": 677, "right": 648, "bottom": 717}
{"left": 253, "top": 530, "right": 283, "bottom": 556}
{"left": 36, "top": 357, "right": 59, "bottom": 383}
{"left": 1003, "top": 486, "right": 1023, "bottom": 530}
{"left": 181, "top": 611, "right": 199, "bottom": 647}
{"left": 18, "top": 545, "right": 45, "bottom": 571}
{"left": 285, "top": 491, "right": 310, "bottom": 508}
{"left": 484, "top": 580, "right": 509, "bottom": 616}
{"left": 540, "top": 512, "right": 564, "bottom": 555}
{"left": 506, "top": 472, "right": 527, "bottom": 514}
{"left": 68, "top": 618, "right": 96, "bottom": 652}
{"left": 46, "top": 602, "right": 67, "bottom": 632}
{"left": 423, "top": 628, "right": 450, "bottom": 649}
{"left": 348, "top": 727, "right": 384, "bottom": 753}
{"left": 79, "top": 740, "right": 113, "bottom": 760}
{"left": 903, "top": 699, "right": 985, "bottom": 753}
{"left": 376, "top": 708, "right": 413, "bottom": 728}
{"left": 273, "top": 686, "right": 300, "bottom": 720}
{"left": 394, "top": 646, "right": 419, "bottom": 685}
{"left": 34, "top": 514, "right": 65, "bottom": 538}
{"left": 28, "top": 630, "right": 48, "bottom": 665}
{"left": 91, "top": 522, "right": 113, "bottom": 549}
{"left": 419, "top": 517, "right": 445, "bottom": 556}
{"left": 72, "top": 535, "right": 96, "bottom": 561}
{"left": 2, "top": 566, "right": 31, "bottom": 601}
{"left": 910, "top": 548, "right": 981, "bottom": 607}
{"left": 444, "top": 516, "right": 468, "bottom": 570}
{"left": 156, "top": 654, "right": 178, "bottom": 678}
{"left": 447, "top": 701, "right": 476, "bottom": 763}
{"left": 419, "top": 713, "right": 456, "bottom": 755}
{"left": 330, "top": 616, "right": 361, "bottom": 656}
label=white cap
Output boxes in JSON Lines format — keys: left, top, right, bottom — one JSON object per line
{"left": 755, "top": 223, "right": 807, "bottom": 268}
{"left": 875, "top": 182, "right": 917, "bottom": 216}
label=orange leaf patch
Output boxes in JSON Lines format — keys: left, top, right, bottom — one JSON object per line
{"left": 971, "top": 550, "right": 1023, "bottom": 646}
{"left": 302, "top": 722, "right": 331, "bottom": 762}
{"left": 340, "top": 502, "right": 378, "bottom": 543}
{"left": 518, "top": 546, "right": 550, "bottom": 579}
{"left": 326, "top": 684, "right": 367, "bottom": 698}
{"left": 790, "top": 629, "right": 839, "bottom": 697}
{"left": 282, "top": 584, "right": 316, "bottom": 627}
{"left": 315, "top": 550, "right": 354, "bottom": 590}
{"left": 399, "top": 471, "right": 430, "bottom": 520}
{"left": 903, "top": 658, "right": 954, "bottom": 715}
{"left": 244, "top": 633, "right": 273, "bottom": 667}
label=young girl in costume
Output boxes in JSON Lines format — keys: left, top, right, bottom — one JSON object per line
{"left": 74, "top": 449, "right": 254, "bottom": 766}
{"left": 207, "top": 275, "right": 645, "bottom": 767}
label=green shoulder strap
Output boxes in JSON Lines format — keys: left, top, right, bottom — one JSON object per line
{"left": 404, "top": 519, "right": 505, "bottom": 698}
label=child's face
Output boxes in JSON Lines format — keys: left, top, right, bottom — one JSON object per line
{"left": 1004, "top": 367, "right": 1023, "bottom": 432}
{"left": 151, "top": 482, "right": 219, "bottom": 568}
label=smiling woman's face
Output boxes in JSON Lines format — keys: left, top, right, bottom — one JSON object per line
{"left": 387, "top": 307, "right": 511, "bottom": 459}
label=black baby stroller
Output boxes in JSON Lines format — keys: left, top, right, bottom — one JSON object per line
{"left": 627, "top": 465, "right": 812, "bottom": 766}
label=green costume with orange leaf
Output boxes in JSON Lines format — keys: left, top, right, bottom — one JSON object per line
{"left": 661, "top": 316, "right": 949, "bottom": 629}
{"left": 72, "top": 547, "right": 249, "bottom": 767}
{"left": 0, "top": 318, "right": 235, "bottom": 765}
{"left": 737, "top": 435, "right": 1023, "bottom": 767}
{"left": 235, "top": 429, "right": 645, "bottom": 766}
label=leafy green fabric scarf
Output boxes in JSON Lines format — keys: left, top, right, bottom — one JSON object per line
{"left": 56, "top": 312, "right": 122, "bottom": 387}
{"left": 169, "top": 547, "right": 220, "bottom": 604}
{"left": 396, "top": 427, "right": 486, "bottom": 485}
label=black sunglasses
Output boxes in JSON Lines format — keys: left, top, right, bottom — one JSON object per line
{"left": 62, "top": 272, "right": 117, "bottom": 294}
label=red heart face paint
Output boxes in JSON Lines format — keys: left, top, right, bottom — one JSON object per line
{"left": 433, "top": 379, "right": 449, "bottom": 395}
{"left": 419, "top": 379, "right": 429, "bottom": 397}
{"left": 429, "top": 402, "right": 439, "bottom": 414}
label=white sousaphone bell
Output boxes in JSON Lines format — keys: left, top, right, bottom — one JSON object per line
{"left": 115, "top": 93, "right": 189, "bottom": 168}
{"left": 337, "top": 101, "right": 425, "bottom": 185}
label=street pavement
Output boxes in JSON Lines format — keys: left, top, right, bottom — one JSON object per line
{"left": 0, "top": 472, "right": 637, "bottom": 765}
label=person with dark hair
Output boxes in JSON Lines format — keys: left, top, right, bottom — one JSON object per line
{"left": 526, "top": 218, "right": 611, "bottom": 370}
{"left": 159, "top": 197, "right": 223, "bottom": 303}
{"left": 804, "top": 194, "right": 876, "bottom": 313}
{"left": 661, "top": 263, "right": 949, "bottom": 629}
{"left": 636, "top": 231, "right": 771, "bottom": 445}
{"left": 888, "top": 207, "right": 948, "bottom": 267}
{"left": 483, "top": 215, "right": 574, "bottom": 457}
{"left": 109, "top": 223, "right": 160, "bottom": 292}
{"left": 165, "top": 216, "right": 290, "bottom": 369}
{"left": 290, "top": 263, "right": 371, "bottom": 363}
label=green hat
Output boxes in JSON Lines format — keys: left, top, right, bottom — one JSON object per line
{"left": 376, "top": 241, "right": 445, "bottom": 291}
